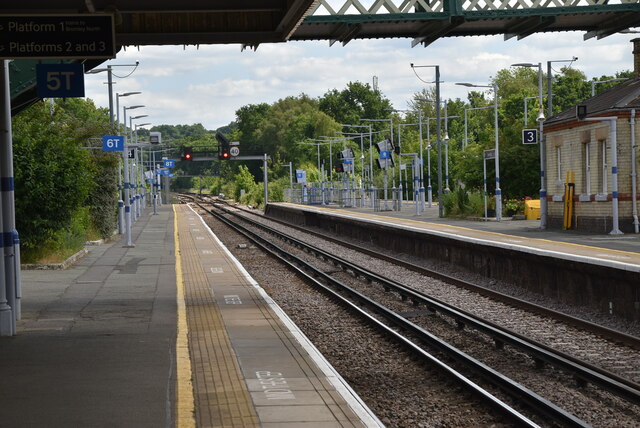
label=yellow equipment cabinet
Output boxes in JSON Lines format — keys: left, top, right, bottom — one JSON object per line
{"left": 525, "top": 199, "right": 540, "bottom": 220}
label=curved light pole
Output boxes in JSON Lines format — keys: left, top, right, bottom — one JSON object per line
{"left": 122, "top": 104, "right": 145, "bottom": 247}
{"left": 129, "top": 115, "right": 148, "bottom": 220}
{"left": 456, "top": 82, "right": 501, "bottom": 221}
{"left": 116, "top": 92, "right": 141, "bottom": 130}
{"left": 134, "top": 122, "right": 151, "bottom": 215}
{"left": 85, "top": 63, "right": 139, "bottom": 126}
{"left": 591, "top": 78, "right": 629, "bottom": 97}
{"left": 111, "top": 91, "right": 141, "bottom": 234}
{"left": 411, "top": 64, "right": 442, "bottom": 216}
{"left": 513, "top": 62, "right": 549, "bottom": 228}
{"left": 546, "top": 57, "right": 577, "bottom": 117}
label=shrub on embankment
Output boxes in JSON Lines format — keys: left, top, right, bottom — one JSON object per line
{"left": 13, "top": 99, "right": 119, "bottom": 263}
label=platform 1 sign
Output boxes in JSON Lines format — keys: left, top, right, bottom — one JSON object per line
{"left": 0, "top": 14, "right": 115, "bottom": 59}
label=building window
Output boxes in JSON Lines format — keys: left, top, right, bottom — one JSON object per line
{"left": 597, "top": 139, "right": 607, "bottom": 195}
{"left": 582, "top": 142, "right": 591, "bottom": 195}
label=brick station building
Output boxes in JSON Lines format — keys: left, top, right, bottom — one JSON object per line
{"left": 543, "top": 39, "right": 640, "bottom": 233}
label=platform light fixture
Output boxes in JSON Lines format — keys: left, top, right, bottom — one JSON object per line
{"left": 512, "top": 61, "right": 547, "bottom": 228}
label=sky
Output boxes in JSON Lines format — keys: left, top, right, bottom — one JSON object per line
{"left": 83, "top": 30, "right": 639, "bottom": 131}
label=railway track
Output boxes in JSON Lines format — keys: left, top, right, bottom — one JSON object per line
{"left": 230, "top": 199, "right": 640, "bottom": 351}
{"left": 181, "top": 194, "right": 640, "bottom": 427}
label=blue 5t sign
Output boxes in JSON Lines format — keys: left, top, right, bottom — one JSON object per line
{"left": 102, "top": 136, "right": 124, "bottom": 151}
{"left": 36, "top": 64, "right": 85, "bottom": 98}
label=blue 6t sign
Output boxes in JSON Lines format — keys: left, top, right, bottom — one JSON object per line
{"left": 102, "top": 136, "right": 124, "bottom": 151}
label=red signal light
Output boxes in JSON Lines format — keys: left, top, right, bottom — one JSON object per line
{"left": 185, "top": 153, "right": 192, "bottom": 160}
{"left": 222, "top": 152, "right": 229, "bottom": 159}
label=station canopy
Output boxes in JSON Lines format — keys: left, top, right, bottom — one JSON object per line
{"left": 2, "top": 0, "right": 317, "bottom": 47}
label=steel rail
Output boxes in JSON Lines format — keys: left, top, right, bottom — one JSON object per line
{"left": 189, "top": 197, "right": 592, "bottom": 427}
{"left": 207, "top": 199, "right": 640, "bottom": 404}
{"left": 228, "top": 200, "right": 640, "bottom": 351}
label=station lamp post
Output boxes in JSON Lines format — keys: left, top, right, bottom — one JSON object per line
{"left": 134, "top": 122, "right": 151, "bottom": 215}
{"left": 116, "top": 92, "right": 141, "bottom": 131}
{"left": 456, "top": 82, "right": 501, "bottom": 221}
{"left": 297, "top": 140, "right": 334, "bottom": 204}
{"left": 546, "top": 57, "right": 577, "bottom": 117}
{"left": 85, "top": 62, "right": 139, "bottom": 126}
{"left": 512, "top": 62, "right": 548, "bottom": 228}
{"left": 591, "top": 78, "right": 629, "bottom": 97}
{"left": 361, "top": 118, "right": 396, "bottom": 208}
{"left": 122, "top": 104, "right": 145, "bottom": 247}
{"left": 111, "top": 91, "right": 141, "bottom": 234}
{"left": 129, "top": 115, "right": 148, "bottom": 219}
{"left": 411, "top": 63, "right": 443, "bottom": 217}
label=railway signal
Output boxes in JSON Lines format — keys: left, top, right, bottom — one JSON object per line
{"left": 181, "top": 147, "right": 193, "bottom": 161}
{"left": 216, "top": 131, "right": 230, "bottom": 160}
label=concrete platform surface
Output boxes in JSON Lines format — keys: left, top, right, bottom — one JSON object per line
{"left": 270, "top": 202, "right": 640, "bottom": 270}
{"left": 0, "top": 203, "right": 381, "bottom": 428}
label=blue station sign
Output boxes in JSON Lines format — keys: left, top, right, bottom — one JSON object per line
{"left": 102, "top": 135, "right": 124, "bottom": 151}
{"left": 37, "top": 63, "right": 85, "bottom": 98}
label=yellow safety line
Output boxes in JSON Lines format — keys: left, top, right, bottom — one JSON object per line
{"left": 280, "top": 202, "right": 640, "bottom": 258}
{"left": 174, "top": 205, "right": 196, "bottom": 428}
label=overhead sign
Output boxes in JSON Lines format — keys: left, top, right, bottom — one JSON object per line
{"left": 0, "top": 14, "right": 116, "bottom": 59}
{"left": 522, "top": 129, "right": 538, "bottom": 145}
{"left": 149, "top": 132, "right": 161, "bottom": 144}
{"left": 163, "top": 160, "right": 175, "bottom": 168}
{"left": 295, "top": 169, "right": 307, "bottom": 184}
{"left": 102, "top": 136, "right": 124, "bottom": 151}
{"left": 37, "top": 64, "right": 85, "bottom": 98}
{"left": 484, "top": 149, "right": 496, "bottom": 160}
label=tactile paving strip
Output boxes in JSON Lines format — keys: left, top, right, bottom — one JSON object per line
{"left": 176, "top": 205, "right": 260, "bottom": 427}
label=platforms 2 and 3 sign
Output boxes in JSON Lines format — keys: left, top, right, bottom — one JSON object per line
{"left": 1, "top": 14, "right": 116, "bottom": 98}
{"left": 0, "top": 14, "right": 115, "bottom": 59}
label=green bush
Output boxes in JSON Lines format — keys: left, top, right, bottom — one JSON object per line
{"left": 443, "top": 187, "right": 487, "bottom": 217}
{"left": 467, "top": 191, "right": 485, "bottom": 217}
{"left": 443, "top": 186, "right": 469, "bottom": 217}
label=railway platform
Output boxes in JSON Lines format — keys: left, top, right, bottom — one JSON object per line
{"left": 0, "top": 204, "right": 380, "bottom": 427}
{"left": 265, "top": 201, "right": 640, "bottom": 322}
{"left": 268, "top": 202, "right": 640, "bottom": 267}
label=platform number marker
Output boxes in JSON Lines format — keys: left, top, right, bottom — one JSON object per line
{"left": 522, "top": 129, "right": 538, "bottom": 145}
{"left": 224, "top": 295, "right": 242, "bottom": 304}
{"left": 102, "top": 136, "right": 124, "bottom": 151}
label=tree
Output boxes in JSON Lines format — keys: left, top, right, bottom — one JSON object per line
{"left": 13, "top": 101, "right": 97, "bottom": 254}
{"left": 551, "top": 67, "right": 590, "bottom": 115}
{"left": 319, "top": 81, "right": 392, "bottom": 127}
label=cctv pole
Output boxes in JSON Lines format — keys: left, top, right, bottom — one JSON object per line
{"left": 263, "top": 154, "right": 269, "bottom": 210}
{"left": 435, "top": 66, "right": 443, "bottom": 218}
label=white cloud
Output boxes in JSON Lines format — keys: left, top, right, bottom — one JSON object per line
{"left": 82, "top": 31, "right": 639, "bottom": 130}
